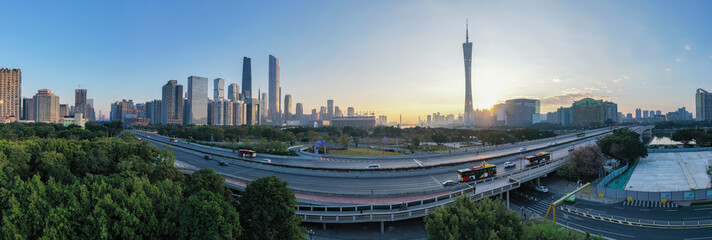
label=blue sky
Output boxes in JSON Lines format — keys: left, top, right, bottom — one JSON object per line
{"left": 2, "top": 1, "right": 712, "bottom": 123}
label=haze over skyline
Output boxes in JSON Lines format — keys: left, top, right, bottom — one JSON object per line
{"left": 2, "top": 1, "right": 712, "bottom": 123}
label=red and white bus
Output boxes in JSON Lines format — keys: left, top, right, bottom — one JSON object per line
{"left": 576, "top": 132, "right": 585, "bottom": 137}
{"left": 458, "top": 163, "right": 497, "bottom": 182}
{"left": 524, "top": 152, "right": 550, "bottom": 166}
{"left": 238, "top": 149, "right": 257, "bottom": 158}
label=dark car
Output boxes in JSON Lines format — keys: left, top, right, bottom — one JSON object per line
{"left": 218, "top": 160, "right": 229, "bottom": 166}
{"left": 441, "top": 180, "right": 458, "bottom": 187}
{"left": 204, "top": 155, "right": 213, "bottom": 160}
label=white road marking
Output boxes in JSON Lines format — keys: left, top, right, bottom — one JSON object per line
{"left": 413, "top": 159, "right": 423, "bottom": 167}
{"left": 693, "top": 207, "right": 712, "bottom": 211}
{"left": 429, "top": 175, "right": 441, "bottom": 184}
{"left": 563, "top": 220, "right": 635, "bottom": 238}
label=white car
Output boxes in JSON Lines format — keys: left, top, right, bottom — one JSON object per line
{"left": 568, "top": 146, "right": 575, "bottom": 151}
{"left": 535, "top": 186, "right": 549, "bottom": 193}
{"left": 518, "top": 147, "right": 527, "bottom": 152}
{"left": 503, "top": 162, "right": 516, "bottom": 168}
{"left": 260, "top": 159, "right": 272, "bottom": 163}
{"left": 367, "top": 164, "right": 380, "bottom": 169}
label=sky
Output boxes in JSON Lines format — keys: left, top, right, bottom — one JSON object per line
{"left": 2, "top": 0, "right": 712, "bottom": 123}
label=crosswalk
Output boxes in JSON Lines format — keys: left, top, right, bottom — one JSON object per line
{"left": 511, "top": 191, "right": 557, "bottom": 218}
{"left": 622, "top": 200, "right": 678, "bottom": 208}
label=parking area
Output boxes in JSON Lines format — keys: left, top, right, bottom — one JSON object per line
{"left": 625, "top": 152, "right": 712, "bottom": 192}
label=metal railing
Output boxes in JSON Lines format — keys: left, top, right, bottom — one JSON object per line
{"left": 562, "top": 205, "right": 712, "bottom": 228}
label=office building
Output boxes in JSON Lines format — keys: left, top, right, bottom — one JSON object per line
{"left": 59, "top": 104, "right": 68, "bottom": 118}
{"left": 260, "top": 92, "right": 268, "bottom": 120}
{"left": 21, "top": 98, "right": 34, "bottom": 121}
{"left": 491, "top": 103, "right": 506, "bottom": 126}
{"left": 284, "top": 94, "right": 292, "bottom": 121}
{"left": 347, "top": 107, "right": 355, "bottom": 117}
{"left": 331, "top": 116, "right": 376, "bottom": 128}
{"left": 697, "top": 88, "right": 712, "bottom": 121}
{"left": 505, "top": 98, "right": 540, "bottom": 127}
{"left": 245, "top": 98, "right": 261, "bottom": 125}
{"left": 635, "top": 108, "right": 641, "bottom": 119}
{"left": 228, "top": 83, "right": 239, "bottom": 101}
{"left": 557, "top": 107, "right": 573, "bottom": 126}
{"left": 295, "top": 102, "right": 304, "bottom": 121}
{"left": 603, "top": 101, "right": 618, "bottom": 123}
{"left": 268, "top": 55, "right": 281, "bottom": 123}
{"left": 161, "top": 80, "right": 183, "bottom": 125}
{"left": 110, "top": 99, "right": 137, "bottom": 122}
{"left": 667, "top": 107, "right": 693, "bottom": 121}
{"left": 33, "top": 89, "right": 60, "bottom": 123}
{"left": 571, "top": 98, "right": 612, "bottom": 126}
{"left": 0, "top": 68, "right": 21, "bottom": 120}
{"left": 334, "top": 106, "right": 343, "bottom": 117}
{"left": 232, "top": 100, "right": 246, "bottom": 125}
{"left": 319, "top": 106, "right": 327, "bottom": 120}
{"left": 146, "top": 100, "right": 162, "bottom": 124}
{"left": 462, "top": 22, "right": 475, "bottom": 126}
{"left": 74, "top": 89, "right": 88, "bottom": 119}
{"left": 214, "top": 78, "right": 225, "bottom": 100}
{"left": 242, "top": 57, "right": 252, "bottom": 100}
{"left": 327, "top": 99, "right": 334, "bottom": 120}
{"left": 186, "top": 76, "right": 208, "bottom": 125}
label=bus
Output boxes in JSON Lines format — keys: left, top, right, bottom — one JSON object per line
{"left": 457, "top": 162, "right": 497, "bottom": 182}
{"left": 576, "top": 132, "right": 585, "bottom": 137}
{"left": 169, "top": 138, "right": 178, "bottom": 143}
{"left": 524, "top": 152, "right": 550, "bottom": 166}
{"left": 238, "top": 149, "right": 257, "bottom": 158}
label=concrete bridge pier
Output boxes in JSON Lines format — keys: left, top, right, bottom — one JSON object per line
{"left": 381, "top": 221, "right": 384, "bottom": 234}
{"left": 536, "top": 178, "right": 541, "bottom": 186}
{"left": 323, "top": 223, "right": 326, "bottom": 230}
{"left": 507, "top": 191, "right": 510, "bottom": 210}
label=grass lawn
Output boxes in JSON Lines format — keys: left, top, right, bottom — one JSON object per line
{"left": 525, "top": 218, "right": 604, "bottom": 239}
{"left": 321, "top": 148, "right": 406, "bottom": 157}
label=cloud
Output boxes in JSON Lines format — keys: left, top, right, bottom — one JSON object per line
{"left": 552, "top": 78, "right": 562, "bottom": 83}
{"left": 613, "top": 78, "right": 622, "bottom": 83}
{"left": 675, "top": 58, "right": 681, "bottom": 62}
{"left": 539, "top": 89, "right": 608, "bottom": 110}
{"left": 665, "top": 68, "right": 672, "bottom": 72}
{"left": 684, "top": 45, "right": 691, "bottom": 51}
{"left": 709, "top": 55, "right": 712, "bottom": 59}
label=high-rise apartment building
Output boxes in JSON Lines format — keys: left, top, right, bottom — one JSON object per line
{"left": 557, "top": 107, "right": 572, "bottom": 126}
{"left": 0, "top": 68, "right": 21, "bottom": 120}
{"left": 696, "top": 88, "right": 712, "bottom": 121}
{"left": 347, "top": 107, "right": 355, "bottom": 117}
{"left": 22, "top": 97, "right": 34, "bottom": 121}
{"left": 161, "top": 80, "right": 184, "bottom": 125}
{"left": 268, "top": 55, "right": 281, "bottom": 123}
{"left": 33, "top": 89, "right": 60, "bottom": 123}
{"left": 75, "top": 89, "right": 87, "bottom": 118}
{"left": 228, "top": 83, "right": 239, "bottom": 101}
{"left": 146, "top": 100, "right": 162, "bottom": 124}
{"left": 245, "top": 98, "right": 261, "bottom": 125}
{"left": 260, "top": 92, "right": 268, "bottom": 120}
{"left": 635, "top": 108, "right": 641, "bottom": 119}
{"left": 284, "top": 94, "right": 292, "bottom": 121}
{"left": 603, "top": 101, "right": 618, "bottom": 123}
{"left": 186, "top": 76, "right": 208, "bottom": 125}
{"left": 334, "top": 106, "right": 342, "bottom": 117}
{"left": 110, "top": 99, "right": 137, "bottom": 122}
{"left": 571, "top": 98, "right": 614, "bottom": 126}
{"left": 295, "top": 102, "right": 303, "bottom": 121}
{"left": 59, "top": 104, "right": 68, "bottom": 117}
{"left": 463, "top": 22, "right": 475, "bottom": 126}
{"left": 213, "top": 78, "right": 225, "bottom": 100}
{"left": 242, "top": 57, "right": 252, "bottom": 100}
{"left": 327, "top": 99, "right": 334, "bottom": 120}
{"left": 505, "top": 98, "right": 540, "bottom": 127}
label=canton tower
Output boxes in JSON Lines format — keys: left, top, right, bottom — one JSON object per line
{"left": 463, "top": 20, "right": 474, "bottom": 126}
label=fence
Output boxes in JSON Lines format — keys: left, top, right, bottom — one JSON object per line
{"left": 647, "top": 146, "right": 712, "bottom": 153}
{"left": 594, "top": 186, "right": 712, "bottom": 202}
{"left": 562, "top": 205, "right": 712, "bottom": 228}
{"left": 597, "top": 163, "right": 629, "bottom": 188}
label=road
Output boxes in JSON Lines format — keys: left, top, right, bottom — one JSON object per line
{"left": 131, "top": 127, "right": 616, "bottom": 169}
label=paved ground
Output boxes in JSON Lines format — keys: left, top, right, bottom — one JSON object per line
{"left": 303, "top": 219, "right": 426, "bottom": 240}
{"left": 625, "top": 152, "right": 712, "bottom": 191}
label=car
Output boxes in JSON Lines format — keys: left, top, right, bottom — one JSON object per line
{"left": 259, "top": 159, "right": 272, "bottom": 163}
{"left": 204, "top": 155, "right": 213, "bottom": 160}
{"left": 218, "top": 160, "right": 229, "bottom": 166}
{"left": 518, "top": 147, "right": 527, "bottom": 152}
{"left": 568, "top": 146, "right": 575, "bottom": 151}
{"left": 564, "top": 195, "right": 576, "bottom": 203}
{"left": 441, "top": 180, "right": 458, "bottom": 187}
{"left": 535, "top": 186, "right": 549, "bottom": 193}
{"left": 367, "top": 164, "right": 380, "bottom": 169}
{"left": 503, "top": 162, "right": 516, "bottom": 168}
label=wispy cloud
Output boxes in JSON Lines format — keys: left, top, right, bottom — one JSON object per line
{"left": 552, "top": 78, "right": 562, "bottom": 83}
{"left": 539, "top": 88, "right": 609, "bottom": 111}
{"left": 665, "top": 68, "right": 672, "bottom": 72}
{"left": 675, "top": 58, "right": 681, "bottom": 62}
{"left": 685, "top": 45, "right": 692, "bottom": 51}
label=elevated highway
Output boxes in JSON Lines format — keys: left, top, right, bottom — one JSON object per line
{"left": 135, "top": 126, "right": 653, "bottom": 224}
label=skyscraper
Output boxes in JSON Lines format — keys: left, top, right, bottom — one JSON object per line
{"left": 228, "top": 83, "right": 239, "bottom": 101}
{"left": 463, "top": 21, "right": 475, "bottom": 126}
{"left": 22, "top": 97, "right": 34, "bottom": 121}
{"left": 161, "top": 80, "right": 184, "bottom": 125}
{"left": 295, "top": 102, "right": 303, "bottom": 121}
{"left": 635, "top": 108, "right": 641, "bottom": 119}
{"left": 0, "top": 68, "right": 21, "bottom": 119}
{"left": 268, "top": 55, "right": 281, "bottom": 123}
{"left": 347, "top": 107, "right": 355, "bottom": 117}
{"left": 284, "top": 94, "right": 292, "bottom": 121}
{"left": 186, "top": 76, "right": 208, "bottom": 125}
{"left": 696, "top": 88, "right": 712, "bottom": 121}
{"left": 505, "top": 98, "right": 540, "bottom": 127}
{"left": 214, "top": 78, "right": 225, "bottom": 100}
{"left": 242, "top": 57, "right": 252, "bottom": 100}
{"left": 260, "top": 92, "right": 268, "bottom": 120}
{"left": 75, "top": 89, "right": 87, "bottom": 117}
{"left": 327, "top": 99, "right": 334, "bottom": 120}
{"left": 33, "top": 89, "right": 60, "bottom": 123}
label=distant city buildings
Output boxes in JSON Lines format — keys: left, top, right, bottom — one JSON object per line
{"left": 161, "top": 80, "right": 183, "bottom": 125}
{"left": 241, "top": 57, "right": 252, "bottom": 100}
{"left": 268, "top": 55, "right": 281, "bottom": 124}
{"left": 697, "top": 88, "right": 711, "bottom": 121}
{"left": 331, "top": 116, "right": 376, "bottom": 128}
{"left": 185, "top": 76, "right": 208, "bottom": 125}
{"left": 33, "top": 89, "right": 59, "bottom": 123}
{"left": 505, "top": 98, "right": 540, "bottom": 127}
{"left": 214, "top": 78, "right": 225, "bottom": 100}
{"left": 284, "top": 94, "right": 292, "bottom": 121}
{"left": 228, "top": 83, "right": 239, "bottom": 101}
{"left": 0, "top": 68, "right": 22, "bottom": 120}
{"left": 110, "top": 99, "right": 137, "bottom": 123}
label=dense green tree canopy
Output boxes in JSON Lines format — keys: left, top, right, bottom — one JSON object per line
{"left": 239, "top": 176, "right": 304, "bottom": 240}
{"left": 596, "top": 129, "right": 647, "bottom": 165}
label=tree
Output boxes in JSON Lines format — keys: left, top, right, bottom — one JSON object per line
{"left": 431, "top": 133, "right": 450, "bottom": 145}
{"left": 184, "top": 168, "right": 232, "bottom": 202}
{"left": 339, "top": 135, "right": 349, "bottom": 149}
{"left": 352, "top": 137, "right": 361, "bottom": 148}
{"left": 557, "top": 145, "right": 606, "bottom": 182}
{"left": 239, "top": 176, "right": 304, "bottom": 240}
{"left": 671, "top": 128, "right": 703, "bottom": 147}
{"left": 425, "top": 197, "right": 522, "bottom": 240}
{"left": 596, "top": 129, "right": 647, "bottom": 166}
{"left": 178, "top": 190, "right": 242, "bottom": 240}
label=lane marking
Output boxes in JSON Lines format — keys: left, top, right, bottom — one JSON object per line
{"left": 694, "top": 208, "right": 712, "bottom": 211}
{"left": 413, "top": 159, "right": 423, "bottom": 167}
{"left": 562, "top": 219, "right": 635, "bottom": 238}
{"left": 429, "top": 175, "right": 440, "bottom": 184}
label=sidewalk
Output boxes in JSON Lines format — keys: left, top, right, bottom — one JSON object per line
{"left": 542, "top": 176, "right": 620, "bottom": 204}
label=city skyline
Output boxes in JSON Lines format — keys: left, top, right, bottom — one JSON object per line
{"left": 2, "top": 1, "right": 712, "bottom": 123}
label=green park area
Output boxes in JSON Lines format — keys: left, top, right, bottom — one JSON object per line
{"left": 318, "top": 147, "right": 406, "bottom": 157}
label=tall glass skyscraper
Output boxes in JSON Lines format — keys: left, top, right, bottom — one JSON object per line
{"left": 268, "top": 55, "right": 281, "bottom": 123}
{"left": 697, "top": 88, "right": 712, "bottom": 121}
{"left": 214, "top": 78, "right": 225, "bottom": 100}
{"left": 161, "top": 80, "right": 183, "bottom": 124}
{"left": 186, "top": 76, "right": 208, "bottom": 125}
{"left": 228, "top": 83, "right": 239, "bottom": 101}
{"left": 242, "top": 57, "right": 252, "bottom": 100}
{"left": 463, "top": 21, "right": 474, "bottom": 126}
